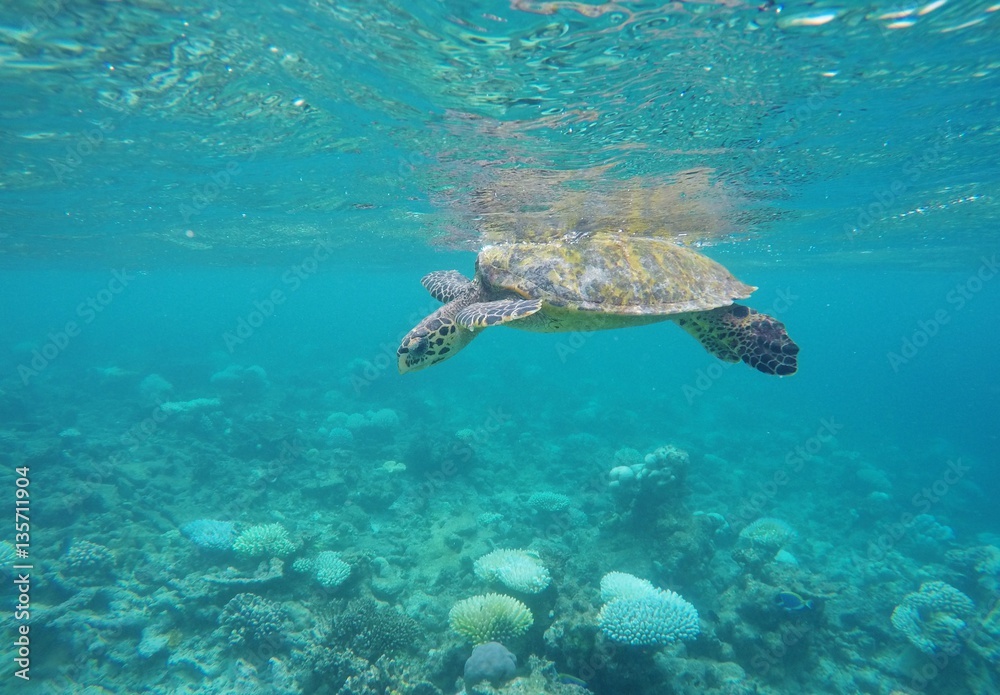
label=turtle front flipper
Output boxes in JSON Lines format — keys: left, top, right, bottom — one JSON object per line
{"left": 676, "top": 305, "right": 799, "bottom": 376}
{"left": 421, "top": 271, "right": 474, "bottom": 303}
{"left": 456, "top": 299, "right": 543, "bottom": 329}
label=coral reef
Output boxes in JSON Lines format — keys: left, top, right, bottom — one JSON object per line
{"left": 527, "top": 491, "right": 571, "bottom": 512}
{"left": 450, "top": 594, "right": 534, "bottom": 645}
{"left": 63, "top": 540, "right": 116, "bottom": 584}
{"left": 10, "top": 333, "right": 996, "bottom": 695}
{"left": 597, "top": 576, "right": 700, "bottom": 647}
{"left": 891, "top": 581, "right": 976, "bottom": 655}
{"left": 232, "top": 523, "right": 296, "bottom": 558}
{"left": 219, "top": 593, "right": 288, "bottom": 647}
{"left": 315, "top": 550, "right": 352, "bottom": 588}
{"left": 210, "top": 364, "right": 270, "bottom": 395}
{"left": 182, "top": 519, "right": 237, "bottom": 551}
{"left": 328, "top": 599, "right": 421, "bottom": 661}
{"left": 607, "top": 444, "right": 688, "bottom": 496}
{"left": 600, "top": 571, "right": 659, "bottom": 602}
{"left": 475, "top": 548, "right": 552, "bottom": 594}
{"left": 738, "top": 517, "right": 797, "bottom": 549}
{"left": 464, "top": 641, "right": 518, "bottom": 687}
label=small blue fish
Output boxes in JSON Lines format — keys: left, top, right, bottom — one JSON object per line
{"left": 774, "top": 591, "right": 814, "bottom": 611}
{"left": 558, "top": 673, "right": 590, "bottom": 690}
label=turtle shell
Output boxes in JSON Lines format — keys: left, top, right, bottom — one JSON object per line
{"left": 476, "top": 235, "right": 755, "bottom": 316}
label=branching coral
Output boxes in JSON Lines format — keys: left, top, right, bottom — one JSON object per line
{"left": 597, "top": 572, "right": 699, "bottom": 647}
{"left": 219, "top": 593, "right": 287, "bottom": 647}
{"left": 474, "top": 548, "right": 551, "bottom": 594}
{"left": 449, "top": 593, "right": 533, "bottom": 644}
{"left": 233, "top": 523, "right": 296, "bottom": 558}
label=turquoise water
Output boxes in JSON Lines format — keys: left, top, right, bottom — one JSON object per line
{"left": 2, "top": 1, "right": 999, "bottom": 693}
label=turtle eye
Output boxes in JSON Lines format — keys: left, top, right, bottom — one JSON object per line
{"left": 408, "top": 333, "right": 430, "bottom": 357}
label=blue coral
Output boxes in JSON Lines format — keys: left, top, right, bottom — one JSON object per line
{"left": 599, "top": 590, "right": 700, "bottom": 646}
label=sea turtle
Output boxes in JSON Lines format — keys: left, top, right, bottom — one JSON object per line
{"left": 397, "top": 234, "right": 798, "bottom": 376}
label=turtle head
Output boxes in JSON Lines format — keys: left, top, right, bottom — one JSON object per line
{"left": 397, "top": 308, "right": 477, "bottom": 374}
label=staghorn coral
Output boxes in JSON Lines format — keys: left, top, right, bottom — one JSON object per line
{"left": 474, "top": 548, "right": 551, "bottom": 594}
{"left": 233, "top": 522, "right": 296, "bottom": 558}
{"left": 891, "top": 581, "right": 975, "bottom": 655}
{"left": 449, "top": 594, "right": 534, "bottom": 645}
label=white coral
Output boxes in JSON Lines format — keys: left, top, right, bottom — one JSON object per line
{"left": 314, "top": 551, "right": 351, "bottom": 588}
{"left": 474, "top": 548, "right": 551, "bottom": 594}
{"left": 600, "top": 571, "right": 659, "bottom": 603}
{"left": 233, "top": 523, "right": 296, "bottom": 558}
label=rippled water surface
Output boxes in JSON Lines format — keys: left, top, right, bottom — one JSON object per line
{"left": 1, "top": 0, "right": 996, "bottom": 264}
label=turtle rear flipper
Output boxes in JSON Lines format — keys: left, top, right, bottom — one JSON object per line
{"left": 422, "top": 270, "right": 474, "bottom": 302}
{"left": 676, "top": 305, "right": 799, "bottom": 376}
{"left": 456, "top": 299, "right": 543, "bottom": 329}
